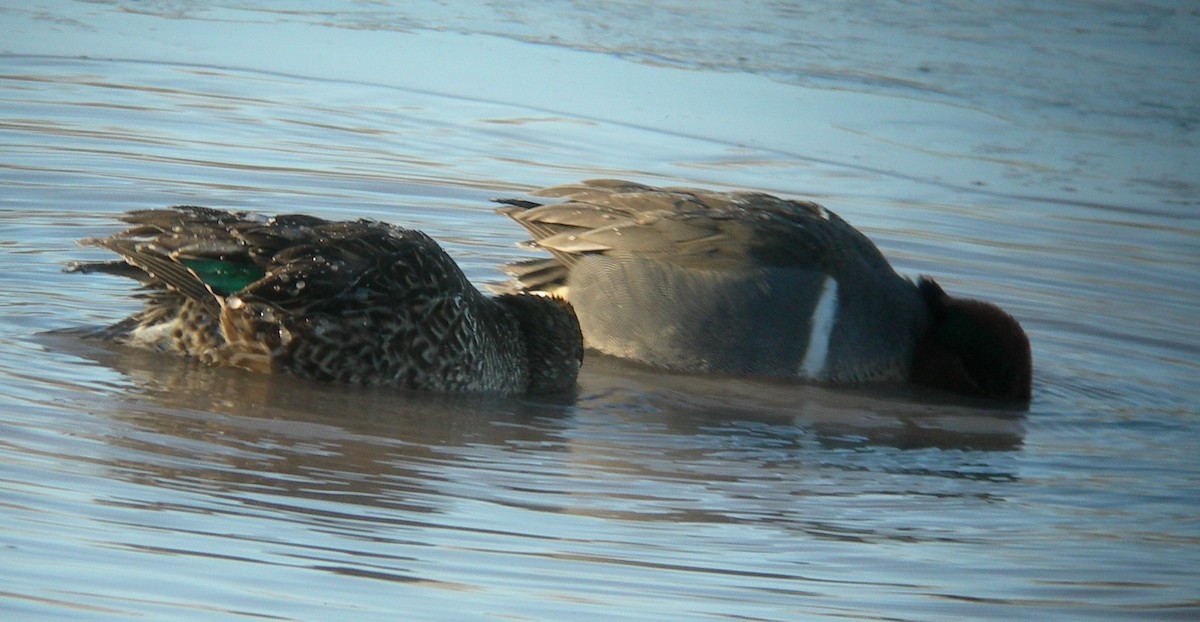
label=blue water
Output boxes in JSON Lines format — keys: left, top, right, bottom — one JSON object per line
{"left": 2, "top": 1, "right": 1198, "bottom": 619}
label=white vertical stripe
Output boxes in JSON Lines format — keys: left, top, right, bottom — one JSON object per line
{"left": 799, "top": 276, "right": 839, "bottom": 379}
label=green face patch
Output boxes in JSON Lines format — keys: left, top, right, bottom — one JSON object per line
{"left": 181, "top": 259, "right": 264, "bottom": 296}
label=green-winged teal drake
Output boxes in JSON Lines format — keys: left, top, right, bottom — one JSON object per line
{"left": 497, "top": 179, "right": 1031, "bottom": 402}
{"left": 70, "top": 206, "right": 583, "bottom": 396}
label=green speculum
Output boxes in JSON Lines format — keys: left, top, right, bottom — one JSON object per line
{"left": 181, "top": 258, "right": 264, "bottom": 296}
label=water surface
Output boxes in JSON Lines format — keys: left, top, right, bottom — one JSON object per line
{"left": 2, "top": 1, "right": 1198, "bottom": 620}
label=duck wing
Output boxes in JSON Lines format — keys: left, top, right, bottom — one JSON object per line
{"left": 72, "top": 206, "right": 282, "bottom": 308}
{"left": 75, "top": 206, "right": 477, "bottom": 314}
{"left": 497, "top": 179, "right": 894, "bottom": 288}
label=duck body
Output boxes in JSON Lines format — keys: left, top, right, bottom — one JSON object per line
{"left": 498, "top": 179, "right": 1031, "bottom": 401}
{"left": 71, "top": 206, "right": 582, "bottom": 396}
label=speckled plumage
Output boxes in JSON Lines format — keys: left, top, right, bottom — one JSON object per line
{"left": 70, "top": 206, "right": 582, "bottom": 396}
{"left": 497, "top": 179, "right": 1031, "bottom": 401}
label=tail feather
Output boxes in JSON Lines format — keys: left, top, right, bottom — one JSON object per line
{"left": 502, "top": 258, "right": 568, "bottom": 291}
{"left": 91, "top": 238, "right": 220, "bottom": 309}
{"left": 495, "top": 200, "right": 582, "bottom": 294}
{"left": 65, "top": 260, "right": 152, "bottom": 283}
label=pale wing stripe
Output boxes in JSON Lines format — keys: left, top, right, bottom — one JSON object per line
{"left": 799, "top": 276, "right": 838, "bottom": 378}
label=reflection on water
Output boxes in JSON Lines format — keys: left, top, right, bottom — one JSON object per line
{"left": 46, "top": 330, "right": 1030, "bottom": 550}
{"left": 49, "top": 329, "right": 1026, "bottom": 494}
{"left": 22, "top": 328, "right": 1183, "bottom": 619}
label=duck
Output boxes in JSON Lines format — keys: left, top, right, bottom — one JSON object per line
{"left": 68, "top": 206, "right": 583, "bottom": 396}
{"left": 496, "top": 179, "right": 1031, "bottom": 402}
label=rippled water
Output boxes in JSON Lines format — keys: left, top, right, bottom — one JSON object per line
{"left": 2, "top": 1, "right": 1198, "bottom": 620}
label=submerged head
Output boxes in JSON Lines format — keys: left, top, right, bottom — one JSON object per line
{"left": 495, "top": 294, "right": 584, "bottom": 395}
{"left": 911, "top": 277, "right": 1032, "bottom": 402}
